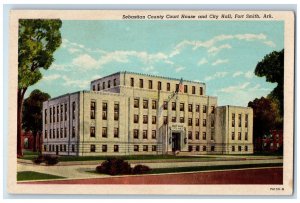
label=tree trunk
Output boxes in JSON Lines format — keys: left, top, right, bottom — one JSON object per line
{"left": 33, "top": 131, "right": 37, "bottom": 152}
{"left": 17, "top": 88, "right": 27, "bottom": 157}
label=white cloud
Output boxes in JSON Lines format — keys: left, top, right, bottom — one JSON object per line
{"left": 205, "top": 72, "right": 228, "bottom": 81}
{"left": 244, "top": 71, "right": 254, "bottom": 79}
{"left": 72, "top": 54, "right": 99, "bottom": 69}
{"left": 212, "top": 59, "right": 229, "bottom": 66}
{"left": 263, "top": 40, "right": 276, "bottom": 47}
{"left": 175, "top": 66, "right": 186, "bottom": 73}
{"left": 143, "top": 66, "right": 155, "bottom": 72}
{"left": 232, "top": 71, "right": 243, "bottom": 77}
{"left": 208, "top": 44, "right": 232, "bottom": 55}
{"left": 219, "top": 82, "right": 251, "bottom": 93}
{"left": 43, "top": 74, "right": 61, "bottom": 81}
{"left": 197, "top": 58, "right": 208, "bottom": 66}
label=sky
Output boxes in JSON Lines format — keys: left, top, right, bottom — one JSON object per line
{"left": 26, "top": 20, "right": 284, "bottom": 106}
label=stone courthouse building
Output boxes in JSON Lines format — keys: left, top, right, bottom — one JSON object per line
{"left": 42, "top": 71, "right": 253, "bottom": 156}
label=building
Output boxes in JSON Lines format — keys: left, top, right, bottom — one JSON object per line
{"left": 42, "top": 71, "right": 253, "bottom": 156}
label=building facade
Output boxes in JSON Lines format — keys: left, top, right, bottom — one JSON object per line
{"left": 42, "top": 71, "right": 253, "bottom": 156}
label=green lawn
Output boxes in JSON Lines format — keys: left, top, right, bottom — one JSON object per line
{"left": 17, "top": 171, "right": 65, "bottom": 181}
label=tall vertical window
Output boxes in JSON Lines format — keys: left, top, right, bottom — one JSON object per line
{"left": 188, "top": 104, "right": 192, "bottom": 112}
{"left": 57, "top": 129, "right": 59, "bottom": 139}
{"left": 238, "top": 132, "right": 242, "bottom": 140}
{"left": 49, "top": 130, "right": 52, "bottom": 139}
{"left": 148, "top": 80, "right": 153, "bottom": 89}
{"left": 184, "top": 85, "right": 188, "bottom": 93}
{"left": 211, "top": 119, "right": 215, "bottom": 127}
{"left": 196, "top": 105, "right": 200, "bottom": 112}
{"left": 143, "top": 100, "right": 148, "bottom": 109}
{"left": 92, "top": 85, "right": 95, "bottom": 91}
{"left": 172, "top": 102, "right": 176, "bottom": 111}
{"left": 102, "top": 145, "right": 107, "bottom": 152}
{"left": 152, "top": 116, "right": 156, "bottom": 124}
{"left": 158, "top": 81, "right": 161, "bottom": 90}
{"left": 195, "top": 131, "right": 200, "bottom": 140}
{"left": 90, "top": 145, "right": 96, "bottom": 152}
{"left": 72, "top": 127, "right": 75, "bottom": 138}
{"left": 91, "top": 101, "right": 96, "bottom": 119}
{"left": 57, "top": 105, "right": 59, "bottom": 122}
{"left": 102, "top": 127, "right": 107, "bottom": 138}
{"left": 180, "top": 117, "right": 184, "bottom": 123}
{"left": 60, "top": 128, "right": 63, "bottom": 138}
{"left": 90, "top": 127, "right": 95, "bottom": 137}
{"left": 114, "top": 145, "right": 119, "bottom": 152}
{"left": 53, "top": 129, "right": 55, "bottom": 138}
{"left": 245, "top": 132, "right": 248, "bottom": 140}
{"left": 172, "top": 117, "right": 176, "bottom": 122}
{"left": 180, "top": 103, "right": 184, "bottom": 111}
{"left": 188, "top": 131, "right": 192, "bottom": 140}
{"left": 196, "top": 118, "right": 200, "bottom": 126}
{"left": 139, "top": 79, "right": 143, "bottom": 88}
{"left": 143, "top": 130, "right": 148, "bottom": 139}
{"left": 245, "top": 114, "right": 248, "bottom": 128}
{"left": 130, "top": 78, "right": 134, "bottom": 87}
{"left": 188, "top": 118, "right": 192, "bottom": 126}
{"left": 203, "top": 105, "right": 207, "bottom": 113}
{"left": 203, "top": 132, "right": 206, "bottom": 140}
{"left": 50, "top": 107, "right": 52, "bottom": 123}
{"left": 45, "top": 130, "right": 47, "bottom": 139}
{"left": 152, "top": 130, "right": 156, "bottom": 139}
{"left": 152, "top": 100, "right": 157, "bottom": 109}
{"left": 114, "top": 127, "right": 119, "bottom": 138}
{"left": 114, "top": 103, "right": 119, "bottom": 121}
{"left": 64, "top": 103, "right": 67, "bottom": 121}
{"left": 211, "top": 106, "right": 215, "bottom": 114}
{"left": 203, "top": 119, "right": 207, "bottom": 127}
{"left": 102, "top": 102, "right": 107, "bottom": 120}
{"left": 163, "top": 101, "right": 168, "bottom": 110}
{"left": 102, "top": 82, "right": 105, "bottom": 89}
{"left": 143, "top": 115, "right": 148, "bottom": 124}
{"left": 134, "top": 114, "right": 139, "bottom": 123}
{"left": 113, "top": 78, "right": 117, "bottom": 86}
{"left": 72, "top": 145, "right": 75, "bottom": 152}
{"left": 232, "top": 113, "right": 235, "bottom": 127}
{"left": 64, "top": 127, "right": 67, "bottom": 138}
{"left": 53, "top": 107, "right": 55, "bottom": 122}
{"left": 134, "top": 99, "right": 139, "bottom": 108}
{"left": 192, "top": 86, "right": 195, "bottom": 94}
{"left": 163, "top": 116, "right": 168, "bottom": 124}
{"left": 97, "top": 83, "right": 100, "bottom": 91}
{"left": 108, "top": 80, "right": 111, "bottom": 88}
{"left": 238, "top": 114, "right": 242, "bottom": 127}
{"left": 167, "top": 83, "right": 170, "bottom": 91}
{"left": 133, "top": 129, "right": 139, "bottom": 139}
{"left": 72, "top": 102, "right": 75, "bottom": 120}
{"left": 231, "top": 132, "right": 235, "bottom": 140}
{"left": 200, "top": 87, "right": 203, "bottom": 95}
{"left": 44, "top": 109, "right": 47, "bottom": 124}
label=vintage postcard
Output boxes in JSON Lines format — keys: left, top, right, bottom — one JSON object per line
{"left": 8, "top": 10, "right": 294, "bottom": 195}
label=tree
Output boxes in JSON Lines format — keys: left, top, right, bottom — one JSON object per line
{"left": 248, "top": 97, "right": 282, "bottom": 140}
{"left": 22, "top": 90, "right": 50, "bottom": 152}
{"left": 255, "top": 49, "right": 284, "bottom": 117}
{"left": 18, "top": 19, "right": 62, "bottom": 156}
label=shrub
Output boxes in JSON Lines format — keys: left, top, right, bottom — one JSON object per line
{"left": 96, "top": 158, "right": 132, "bottom": 175}
{"left": 33, "top": 155, "right": 44, "bottom": 164}
{"left": 32, "top": 154, "right": 59, "bottom": 165}
{"left": 132, "top": 164, "right": 151, "bottom": 174}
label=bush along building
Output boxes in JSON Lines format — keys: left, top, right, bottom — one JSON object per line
{"left": 42, "top": 71, "right": 253, "bottom": 156}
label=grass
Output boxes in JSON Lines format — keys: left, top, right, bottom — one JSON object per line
{"left": 17, "top": 171, "right": 65, "bottom": 181}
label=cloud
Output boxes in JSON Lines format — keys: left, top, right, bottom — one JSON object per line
{"left": 175, "top": 66, "right": 186, "bottom": 73}
{"left": 208, "top": 44, "right": 232, "bottom": 55}
{"left": 43, "top": 74, "right": 61, "bottom": 81}
{"left": 232, "top": 71, "right": 254, "bottom": 79}
{"left": 212, "top": 59, "right": 229, "bottom": 66}
{"left": 197, "top": 58, "right": 208, "bottom": 66}
{"left": 232, "top": 71, "right": 243, "bottom": 77}
{"left": 72, "top": 54, "right": 99, "bottom": 69}
{"left": 219, "top": 82, "right": 250, "bottom": 93}
{"left": 244, "top": 71, "right": 254, "bottom": 79}
{"left": 204, "top": 72, "right": 228, "bottom": 81}
{"left": 263, "top": 40, "right": 276, "bottom": 47}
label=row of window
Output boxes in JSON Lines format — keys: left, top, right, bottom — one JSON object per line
{"left": 188, "top": 131, "right": 210, "bottom": 140}
{"left": 232, "top": 113, "right": 249, "bottom": 128}
{"left": 160, "top": 116, "right": 212, "bottom": 127}
{"left": 44, "top": 127, "right": 76, "bottom": 139}
{"left": 130, "top": 77, "right": 204, "bottom": 95}
{"left": 231, "top": 132, "right": 248, "bottom": 141}
{"left": 92, "top": 78, "right": 118, "bottom": 91}
{"left": 90, "top": 102, "right": 119, "bottom": 120}
{"left": 44, "top": 144, "right": 76, "bottom": 152}
{"left": 45, "top": 102, "right": 76, "bottom": 124}
{"left": 187, "top": 145, "right": 249, "bottom": 152}
{"left": 231, "top": 145, "right": 249, "bottom": 152}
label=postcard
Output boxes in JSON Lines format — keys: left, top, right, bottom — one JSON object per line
{"left": 8, "top": 10, "right": 294, "bottom": 195}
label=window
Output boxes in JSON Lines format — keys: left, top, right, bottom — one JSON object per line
{"left": 72, "top": 127, "right": 75, "bottom": 138}
{"left": 188, "top": 131, "right": 192, "bottom": 140}
{"left": 211, "top": 119, "right": 215, "bottom": 127}
{"left": 196, "top": 146, "right": 200, "bottom": 151}
{"left": 163, "top": 101, "right": 168, "bottom": 110}
{"left": 232, "top": 132, "right": 235, "bottom": 140}
{"left": 60, "top": 105, "right": 63, "bottom": 121}
{"left": 113, "top": 78, "right": 117, "bottom": 86}
{"left": 143, "top": 145, "right": 148, "bottom": 151}
{"left": 143, "top": 100, "right": 148, "bottom": 109}
{"left": 102, "top": 102, "right": 107, "bottom": 120}
{"left": 49, "top": 130, "right": 52, "bottom": 139}
{"left": 72, "top": 102, "right": 75, "bottom": 120}
{"left": 196, "top": 105, "right": 200, "bottom": 112}
{"left": 102, "top": 127, "right": 107, "bottom": 138}
{"left": 143, "top": 115, "right": 148, "bottom": 124}
{"left": 71, "top": 145, "right": 75, "bottom": 152}
{"left": 93, "top": 85, "right": 95, "bottom": 91}
{"left": 134, "top": 145, "right": 139, "bottom": 152}
{"left": 130, "top": 78, "right": 134, "bottom": 87}
{"left": 203, "top": 119, "right": 207, "bottom": 127}
{"left": 91, "top": 101, "right": 96, "bottom": 119}
{"left": 64, "top": 104, "right": 67, "bottom": 121}
{"left": 180, "top": 103, "right": 184, "bottom": 111}
{"left": 108, "top": 80, "right": 111, "bottom": 88}
{"left": 211, "top": 146, "right": 215, "bottom": 152}
{"left": 50, "top": 108, "right": 52, "bottom": 123}
{"left": 152, "top": 116, "right": 156, "bottom": 124}
{"left": 180, "top": 117, "right": 184, "bottom": 123}
{"left": 102, "top": 102, "right": 107, "bottom": 111}
{"left": 245, "top": 132, "right": 248, "bottom": 141}
{"left": 152, "top": 100, "right": 157, "bottom": 109}
{"left": 64, "top": 127, "right": 67, "bottom": 138}
{"left": 172, "top": 117, "right": 176, "bottom": 123}
{"left": 134, "top": 99, "right": 139, "bottom": 108}
{"left": 158, "top": 81, "right": 161, "bottom": 90}
{"left": 44, "top": 109, "right": 47, "bottom": 124}
{"left": 188, "top": 145, "right": 193, "bottom": 152}
{"left": 97, "top": 83, "right": 100, "bottom": 91}
{"left": 211, "top": 106, "right": 215, "bottom": 114}
{"left": 163, "top": 116, "right": 168, "bottom": 124}
{"left": 114, "top": 103, "right": 119, "bottom": 121}
{"left": 184, "top": 85, "right": 188, "bottom": 93}
{"left": 60, "top": 145, "right": 62, "bottom": 152}
{"left": 45, "top": 130, "right": 47, "bottom": 139}
{"left": 192, "top": 86, "right": 195, "bottom": 94}
{"left": 90, "top": 145, "right": 96, "bottom": 152}
{"left": 148, "top": 80, "right": 153, "bottom": 89}
{"left": 64, "top": 145, "right": 66, "bottom": 152}
{"left": 134, "top": 114, "right": 139, "bottom": 123}
{"left": 245, "top": 114, "right": 248, "bottom": 128}
{"left": 238, "top": 146, "right": 242, "bottom": 152}
{"left": 53, "top": 129, "right": 55, "bottom": 138}
{"left": 196, "top": 118, "right": 200, "bottom": 126}
{"left": 134, "top": 129, "right": 139, "bottom": 139}
{"left": 188, "top": 118, "right": 192, "bottom": 126}
{"left": 143, "top": 130, "right": 148, "bottom": 139}
{"left": 114, "top": 145, "right": 119, "bottom": 152}
{"left": 203, "top": 146, "right": 207, "bottom": 151}
{"left": 152, "top": 130, "right": 156, "bottom": 139}
{"left": 238, "top": 114, "right": 242, "bottom": 127}
{"left": 167, "top": 83, "right": 170, "bottom": 91}
{"left": 139, "top": 79, "right": 143, "bottom": 88}
{"left": 57, "top": 105, "right": 59, "bottom": 122}
{"left": 60, "top": 128, "right": 63, "bottom": 138}
{"left": 195, "top": 131, "right": 199, "bottom": 140}
{"left": 232, "top": 146, "right": 235, "bottom": 152}
{"left": 152, "top": 145, "right": 157, "bottom": 151}
{"left": 44, "top": 145, "right": 47, "bottom": 152}
{"left": 90, "top": 127, "right": 95, "bottom": 137}
{"left": 172, "top": 102, "right": 176, "bottom": 111}
{"left": 102, "top": 145, "right": 107, "bottom": 152}
{"left": 102, "top": 82, "right": 105, "bottom": 89}
{"left": 102, "top": 111, "right": 107, "bottom": 120}
{"left": 232, "top": 113, "right": 235, "bottom": 127}
{"left": 57, "top": 129, "right": 59, "bottom": 138}
{"left": 203, "top": 132, "right": 206, "bottom": 140}
{"left": 237, "top": 132, "right": 241, "bottom": 140}
{"left": 53, "top": 107, "right": 55, "bottom": 122}
{"left": 188, "top": 104, "right": 192, "bottom": 112}
{"left": 203, "top": 105, "right": 207, "bottom": 113}
{"left": 176, "top": 84, "right": 179, "bottom": 92}
{"left": 114, "top": 128, "right": 119, "bottom": 138}
{"left": 200, "top": 87, "right": 203, "bottom": 95}
{"left": 245, "top": 146, "right": 248, "bottom": 151}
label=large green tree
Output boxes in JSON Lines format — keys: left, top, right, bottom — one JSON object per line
{"left": 18, "top": 19, "right": 62, "bottom": 156}
{"left": 255, "top": 49, "right": 284, "bottom": 117}
{"left": 22, "top": 90, "right": 50, "bottom": 152}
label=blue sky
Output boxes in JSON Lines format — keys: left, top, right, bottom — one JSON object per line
{"left": 26, "top": 20, "right": 284, "bottom": 106}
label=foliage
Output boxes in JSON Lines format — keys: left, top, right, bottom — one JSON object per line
{"left": 132, "top": 164, "right": 151, "bottom": 174}
{"left": 96, "top": 158, "right": 132, "bottom": 175}
{"left": 17, "top": 171, "right": 64, "bottom": 181}
{"left": 255, "top": 49, "right": 284, "bottom": 116}
{"left": 32, "top": 154, "right": 59, "bottom": 165}
{"left": 248, "top": 97, "right": 282, "bottom": 139}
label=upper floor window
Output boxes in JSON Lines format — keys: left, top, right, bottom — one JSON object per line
{"left": 139, "top": 79, "right": 143, "bottom": 88}
{"left": 172, "top": 102, "right": 176, "bottom": 111}
{"left": 97, "top": 83, "right": 100, "bottom": 91}
{"left": 114, "top": 127, "right": 119, "bottom": 138}
{"left": 200, "top": 87, "right": 203, "bottom": 95}
{"left": 188, "top": 118, "right": 192, "bottom": 126}
{"left": 184, "top": 85, "right": 188, "bottom": 93}
{"left": 152, "top": 116, "right": 157, "bottom": 124}
{"left": 148, "top": 80, "right": 153, "bottom": 89}
{"left": 180, "top": 103, "right": 184, "bottom": 111}
{"left": 188, "top": 131, "right": 192, "bottom": 140}
{"left": 113, "top": 78, "right": 117, "bottom": 86}
{"left": 60, "top": 105, "right": 63, "bottom": 121}
{"left": 102, "top": 102, "right": 107, "bottom": 111}
{"left": 134, "top": 114, "right": 139, "bottom": 123}
{"left": 167, "top": 83, "right": 170, "bottom": 91}
{"left": 238, "top": 114, "right": 242, "bottom": 127}
{"left": 90, "top": 145, "right": 96, "bottom": 152}
{"left": 133, "top": 129, "right": 139, "bottom": 139}
{"left": 102, "top": 82, "right": 105, "bottom": 89}
{"left": 91, "top": 101, "right": 96, "bottom": 119}
{"left": 192, "top": 86, "right": 195, "bottom": 94}
{"left": 114, "top": 103, "right": 119, "bottom": 121}
{"left": 152, "top": 130, "right": 156, "bottom": 139}
{"left": 203, "top": 119, "right": 207, "bottom": 127}
{"left": 232, "top": 113, "right": 235, "bottom": 127}
{"left": 102, "top": 127, "right": 107, "bottom": 138}
{"left": 245, "top": 132, "right": 248, "bottom": 140}
{"left": 64, "top": 104, "right": 67, "bottom": 121}
{"left": 143, "top": 115, "right": 148, "bottom": 124}
{"left": 143, "top": 130, "right": 148, "bottom": 139}
{"left": 158, "top": 81, "right": 161, "bottom": 90}
{"left": 152, "top": 100, "right": 157, "bottom": 109}
{"left": 90, "top": 127, "right": 95, "bottom": 137}
{"left": 44, "top": 109, "right": 47, "bottom": 124}
{"left": 163, "top": 101, "right": 168, "bottom": 110}
{"left": 92, "top": 85, "right": 95, "bottom": 91}
{"left": 188, "top": 104, "right": 193, "bottom": 112}
{"left": 196, "top": 105, "right": 200, "bottom": 112}
{"left": 211, "top": 106, "right": 215, "bottom": 114}
{"left": 72, "top": 102, "right": 75, "bottom": 120}
{"left": 163, "top": 116, "right": 168, "bottom": 124}
{"left": 203, "top": 105, "right": 207, "bottom": 114}
{"left": 245, "top": 114, "right": 248, "bottom": 128}
{"left": 180, "top": 117, "right": 184, "bottom": 123}
{"left": 108, "top": 80, "right": 111, "bottom": 88}
{"left": 238, "top": 132, "right": 242, "bottom": 140}
{"left": 134, "top": 98, "right": 139, "bottom": 108}
{"left": 50, "top": 107, "right": 52, "bottom": 123}
{"left": 143, "top": 100, "right": 148, "bottom": 109}
{"left": 130, "top": 78, "right": 134, "bottom": 87}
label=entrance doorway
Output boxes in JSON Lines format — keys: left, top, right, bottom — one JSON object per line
{"left": 172, "top": 132, "right": 181, "bottom": 152}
